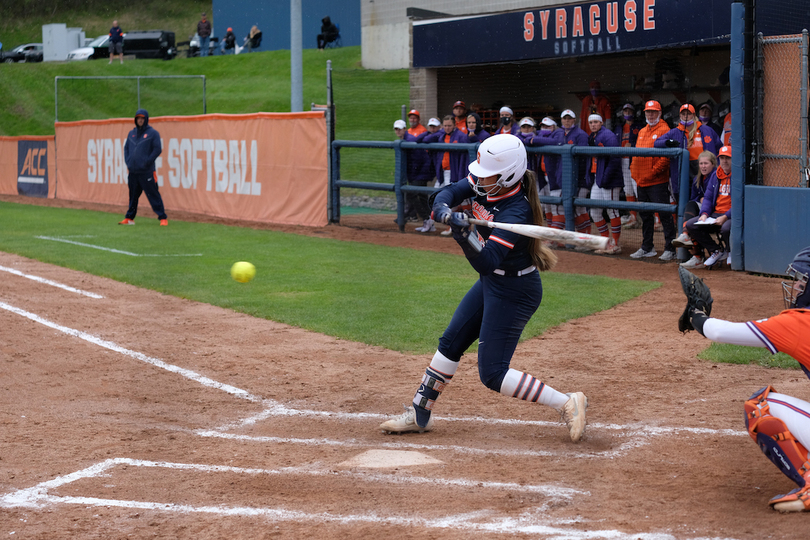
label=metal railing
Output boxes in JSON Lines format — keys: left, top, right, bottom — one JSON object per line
{"left": 331, "top": 139, "right": 689, "bottom": 233}
{"left": 54, "top": 75, "right": 206, "bottom": 122}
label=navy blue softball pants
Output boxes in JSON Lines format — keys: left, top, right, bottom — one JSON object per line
{"left": 126, "top": 172, "right": 167, "bottom": 220}
{"left": 438, "top": 271, "right": 543, "bottom": 391}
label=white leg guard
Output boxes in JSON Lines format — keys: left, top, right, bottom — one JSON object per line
{"left": 499, "top": 368, "right": 568, "bottom": 409}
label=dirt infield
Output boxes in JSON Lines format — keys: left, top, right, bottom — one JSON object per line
{"left": 0, "top": 195, "right": 806, "bottom": 539}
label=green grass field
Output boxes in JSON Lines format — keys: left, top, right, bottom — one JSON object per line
{"left": 0, "top": 201, "right": 660, "bottom": 354}
{"left": 700, "top": 343, "right": 800, "bottom": 370}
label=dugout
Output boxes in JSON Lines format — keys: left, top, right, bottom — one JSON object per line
{"left": 384, "top": 0, "right": 809, "bottom": 274}
{"left": 408, "top": 0, "right": 737, "bottom": 133}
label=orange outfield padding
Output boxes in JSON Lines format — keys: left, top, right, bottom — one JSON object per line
{"left": 0, "top": 136, "right": 57, "bottom": 199}
{"left": 54, "top": 112, "right": 328, "bottom": 227}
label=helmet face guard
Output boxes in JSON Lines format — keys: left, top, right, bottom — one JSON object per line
{"left": 468, "top": 134, "right": 527, "bottom": 197}
{"left": 782, "top": 263, "right": 809, "bottom": 309}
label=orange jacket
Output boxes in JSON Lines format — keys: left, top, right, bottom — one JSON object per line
{"left": 630, "top": 121, "right": 670, "bottom": 187}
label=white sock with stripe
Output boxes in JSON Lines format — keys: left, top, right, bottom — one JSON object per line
{"left": 499, "top": 368, "right": 568, "bottom": 409}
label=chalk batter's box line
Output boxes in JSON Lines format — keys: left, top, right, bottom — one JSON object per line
{"left": 36, "top": 235, "right": 202, "bottom": 257}
{"left": 0, "top": 264, "right": 104, "bottom": 299}
{"left": 0, "top": 300, "right": 746, "bottom": 462}
{"left": 0, "top": 458, "right": 742, "bottom": 540}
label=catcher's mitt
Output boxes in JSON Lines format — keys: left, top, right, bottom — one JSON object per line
{"left": 677, "top": 266, "right": 713, "bottom": 333}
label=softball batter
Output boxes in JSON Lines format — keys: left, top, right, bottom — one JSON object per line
{"left": 380, "top": 134, "right": 588, "bottom": 442}
{"left": 687, "top": 246, "right": 810, "bottom": 511}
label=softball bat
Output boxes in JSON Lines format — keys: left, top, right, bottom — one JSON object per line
{"left": 467, "top": 219, "right": 610, "bottom": 251}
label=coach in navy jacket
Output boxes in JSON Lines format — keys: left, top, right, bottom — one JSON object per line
{"left": 120, "top": 109, "right": 167, "bottom": 224}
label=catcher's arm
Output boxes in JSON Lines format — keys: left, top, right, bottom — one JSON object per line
{"left": 677, "top": 266, "right": 714, "bottom": 335}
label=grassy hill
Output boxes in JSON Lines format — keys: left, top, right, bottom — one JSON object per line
{"left": 0, "top": 46, "right": 408, "bottom": 140}
{"left": 1, "top": 4, "right": 409, "bottom": 188}
{"left": 1, "top": 1, "right": 211, "bottom": 54}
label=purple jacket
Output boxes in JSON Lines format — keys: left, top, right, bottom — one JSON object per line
{"left": 402, "top": 132, "right": 434, "bottom": 183}
{"left": 699, "top": 169, "right": 731, "bottom": 218}
{"left": 585, "top": 127, "right": 622, "bottom": 189}
{"left": 689, "top": 169, "right": 713, "bottom": 203}
{"left": 494, "top": 123, "right": 520, "bottom": 136}
{"left": 654, "top": 123, "right": 721, "bottom": 195}
{"left": 563, "top": 126, "right": 590, "bottom": 189}
{"left": 421, "top": 128, "right": 470, "bottom": 183}
{"left": 520, "top": 130, "right": 561, "bottom": 191}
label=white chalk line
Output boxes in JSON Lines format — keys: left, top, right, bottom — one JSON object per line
{"left": 0, "top": 458, "right": 738, "bottom": 540}
{"left": 35, "top": 236, "right": 202, "bottom": 257}
{"left": 0, "top": 264, "right": 104, "bottom": 299}
{"left": 217, "top": 402, "right": 746, "bottom": 438}
{"left": 0, "top": 301, "right": 262, "bottom": 403}
{"left": 0, "top": 299, "right": 746, "bottom": 460}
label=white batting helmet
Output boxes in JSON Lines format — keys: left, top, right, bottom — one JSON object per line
{"left": 468, "top": 134, "right": 527, "bottom": 196}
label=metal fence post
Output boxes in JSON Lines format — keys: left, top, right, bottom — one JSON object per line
{"left": 54, "top": 77, "right": 59, "bottom": 122}
{"left": 801, "top": 29, "right": 808, "bottom": 188}
{"left": 393, "top": 139, "right": 405, "bottom": 231}
{"left": 560, "top": 145, "right": 575, "bottom": 231}
{"left": 137, "top": 76, "right": 141, "bottom": 110}
{"left": 330, "top": 142, "right": 341, "bottom": 223}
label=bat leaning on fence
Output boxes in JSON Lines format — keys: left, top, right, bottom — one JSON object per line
{"left": 467, "top": 219, "right": 610, "bottom": 251}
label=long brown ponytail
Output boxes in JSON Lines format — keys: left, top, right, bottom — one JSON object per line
{"left": 521, "top": 170, "right": 557, "bottom": 272}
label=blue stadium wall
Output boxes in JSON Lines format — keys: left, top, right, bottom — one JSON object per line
{"left": 212, "top": 0, "right": 360, "bottom": 51}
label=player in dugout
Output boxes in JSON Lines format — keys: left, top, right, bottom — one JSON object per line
{"left": 379, "top": 134, "right": 588, "bottom": 443}
{"left": 685, "top": 246, "right": 810, "bottom": 512}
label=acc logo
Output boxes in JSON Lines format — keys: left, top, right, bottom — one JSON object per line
{"left": 17, "top": 140, "right": 48, "bottom": 198}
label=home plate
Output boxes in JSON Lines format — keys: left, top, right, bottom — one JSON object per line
{"left": 338, "top": 450, "right": 444, "bottom": 468}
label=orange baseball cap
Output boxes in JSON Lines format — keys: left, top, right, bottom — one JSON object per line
{"left": 453, "top": 100, "right": 466, "bottom": 108}
{"left": 408, "top": 109, "right": 420, "bottom": 117}
{"left": 644, "top": 100, "right": 662, "bottom": 112}
{"left": 680, "top": 103, "right": 696, "bottom": 114}
{"left": 718, "top": 146, "right": 732, "bottom": 157}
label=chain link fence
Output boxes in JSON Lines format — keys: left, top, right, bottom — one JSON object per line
{"left": 755, "top": 31, "right": 809, "bottom": 187}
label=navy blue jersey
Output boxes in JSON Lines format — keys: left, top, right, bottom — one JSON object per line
{"left": 433, "top": 176, "right": 535, "bottom": 275}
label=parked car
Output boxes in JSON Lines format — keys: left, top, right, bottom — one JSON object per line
{"left": 125, "top": 30, "right": 176, "bottom": 60}
{"left": 67, "top": 34, "right": 111, "bottom": 61}
{"left": 67, "top": 31, "right": 176, "bottom": 61}
{"left": 1, "top": 43, "right": 44, "bottom": 63}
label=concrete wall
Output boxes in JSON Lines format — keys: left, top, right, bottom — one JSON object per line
{"left": 361, "top": 0, "right": 557, "bottom": 69}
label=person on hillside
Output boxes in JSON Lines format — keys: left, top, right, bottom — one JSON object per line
{"left": 197, "top": 12, "right": 212, "bottom": 57}
{"left": 220, "top": 27, "right": 236, "bottom": 55}
{"left": 120, "top": 110, "right": 168, "bottom": 227}
{"left": 244, "top": 25, "right": 262, "bottom": 53}
{"left": 317, "top": 16, "right": 338, "bottom": 50}
{"left": 379, "top": 134, "right": 588, "bottom": 443}
{"left": 109, "top": 20, "right": 124, "bottom": 65}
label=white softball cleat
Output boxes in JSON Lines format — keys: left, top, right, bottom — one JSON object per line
{"left": 380, "top": 405, "right": 434, "bottom": 434}
{"left": 561, "top": 392, "right": 588, "bottom": 443}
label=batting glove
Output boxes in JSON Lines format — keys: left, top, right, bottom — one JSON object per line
{"left": 433, "top": 204, "right": 452, "bottom": 224}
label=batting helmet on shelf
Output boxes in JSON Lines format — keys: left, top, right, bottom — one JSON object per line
{"left": 468, "top": 134, "right": 527, "bottom": 196}
{"left": 783, "top": 246, "right": 810, "bottom": 309}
